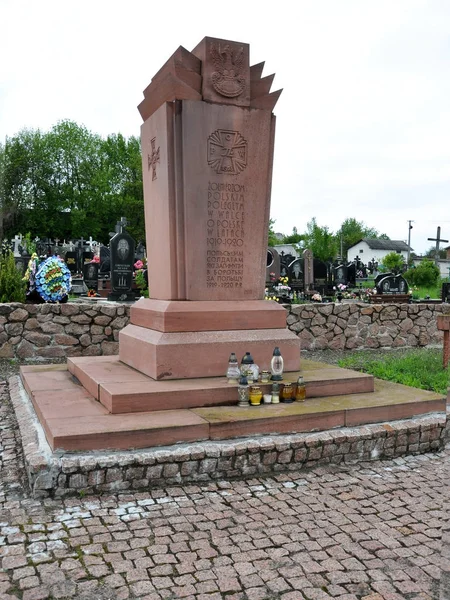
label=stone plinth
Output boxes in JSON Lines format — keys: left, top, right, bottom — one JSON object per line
{"left": 129, "top": 299, "right": 287, "bottom": 332}
{"left": 119, "top": 324, "right": 300, "bottom": 380}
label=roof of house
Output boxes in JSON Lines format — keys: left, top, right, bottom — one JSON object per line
{"left": 349, "top": 238, "right": 412, "bottom": 251}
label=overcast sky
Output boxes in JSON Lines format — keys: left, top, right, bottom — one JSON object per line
{"left": 1, "top": 0, "right": 449, "bottom": 255}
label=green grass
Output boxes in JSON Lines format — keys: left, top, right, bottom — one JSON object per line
{"left": 338, "top": 349, "right": 449, "bottom": 394}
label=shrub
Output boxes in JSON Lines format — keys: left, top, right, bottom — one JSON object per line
{"left": 381, "top": 251, "right": 405, "bottom": 274}
{"left": 404, "top": 259, "right": 440, "bottom": 287}
{"left": 0, "top": 251, "right": 27, "bottom": 303}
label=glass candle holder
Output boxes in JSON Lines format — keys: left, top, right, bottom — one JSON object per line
{"left": 226, "top": 352, "right": 241, "bottom": 383}
{"left": 237, "top": 375, "right": 249, "bottom": 407}
{"left": 281, "top": 382, "right": 294, "bottom": 403}
{"left": 249, "top": 385, "right": 263, "bottom": 406}
{"left": 295, "top": 375, "right": 306, "bottom": 402}
{"left": 270, "top": 347, "right": 284, "bottom": 381}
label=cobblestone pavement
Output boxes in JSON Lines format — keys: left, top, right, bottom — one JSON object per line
{"left": 1, "top": 381, "right": 449, "bottom": 600}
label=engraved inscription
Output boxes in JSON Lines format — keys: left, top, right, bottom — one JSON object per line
{"left": 210, "top": 43, "right": 246, "bottom": 98}
{"left": 206, "top": 181, "right": 245, "bottom": 289}
{"left": 207, "top": 130, "right": 247, "bottom": 175}
{"left": 147, "top": 137, "right": 160, "bottom": 181}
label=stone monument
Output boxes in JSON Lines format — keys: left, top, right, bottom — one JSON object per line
{"left": 119, "top": 36, "right": 300, "bottom": 379}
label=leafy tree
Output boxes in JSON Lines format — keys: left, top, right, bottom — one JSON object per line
{"left": 425, "top": 245, "right": 447, "bottom": 260}
{"left": 404, "top": 259, "right": 440, "bottom": 287}
{"left": 381, "top": 251, "right": 405, "bottom": 274}
{"left": 282, "top": 227, "right": 305, "bottom": 246}
{"left": 337, "top": 218, "right": 389, "bottom": 258}
{"left": 303, "top": 218, "right": 338, "bottom": 262}
{"left": 268, "top": 218, "right": 279, "bottom": 247}
{"left": 0, "top": 121, "right": 144, "bottom": 245}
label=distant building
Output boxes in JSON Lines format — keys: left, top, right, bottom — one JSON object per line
{"left": 347, "top": 239, "right": 411, "bottom": 264}
{"left": 445, "top": 246, "right": 450, "bottom": 260}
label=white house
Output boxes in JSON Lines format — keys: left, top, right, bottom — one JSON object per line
{"left": 347, "top": 239, "right": 411, "bottom": 265}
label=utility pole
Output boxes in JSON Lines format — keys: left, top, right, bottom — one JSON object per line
{"left": 407, "top": 220, "right": 413, "bottom": 266}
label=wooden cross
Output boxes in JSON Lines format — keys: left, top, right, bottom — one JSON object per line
{"left": 427, "top": 226, "right": 448, "bottom": 265}
{"left": 148, "top": 137, "right": 160, "bottom": 181}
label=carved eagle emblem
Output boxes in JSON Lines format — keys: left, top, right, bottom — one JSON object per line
{"left": 210, "top": 43, "right": 246, "bottom": 98}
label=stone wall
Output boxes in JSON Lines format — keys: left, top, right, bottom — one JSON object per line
{"left": 9, "top": 374, "right": 449, "bottom": 498}
{"left": 0, "top": 301, "right": 449, "bottom": 359}
{"left": 287, "top": 302, "right": 449, "bottom": 351}
{"left": 0, "top": 302, "right": 130, "bottom": 359}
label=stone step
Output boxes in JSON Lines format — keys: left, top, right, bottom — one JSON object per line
{"left": 66, "top": 357, "right": 374, "bottom": 414}
{"left": 19, "top": 363, "right": 444, "bottom": 452}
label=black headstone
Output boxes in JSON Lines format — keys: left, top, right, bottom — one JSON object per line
{"left": 99, "top": 246, "right": 111, "bottom": 276}
{"left": 83, "top": 262, "right": 99, "bottom": 291}
{"left": 334, "top": 264, "right": 347, "bottom": 286}
{"left": 313, "top": 258, "right": 328, "bottom": 287}
{"left": 347, "top": 263, "right": 356, "bottom": 287}
{"left": 82, "top": 251, "right": 93, "bottom": 266}
{"left": 376, "top": 274, "right": 409, "bottom": 294}
{"left": 287, "top": 258, "right": 304, "bottom": 291}
{"left": 441, "top": 282, "right": 450, "bottom": 303}
{"left": 65, "top": 252, "right": 77, "bottom": 274}
{"left": 108, "top": 230, "right": 136, "bottom": 301}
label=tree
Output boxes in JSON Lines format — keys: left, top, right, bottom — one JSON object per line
{"left": 0, "top": 121, "right": 144, "bottom": 245}
{"left": 425, "top": 245, "right": 447, "bottom": 260}
{"left": 381, "top": 251, "right": 405, "bottom": 274}
{"left": 282, "top": 227, "right": 305, "bottom": 246}
{"left": 337, "top": 218, "right": 389, "bottom": 258}
{"left": 268, "top": 218, "right": 278, "bottom": 247}
{"left": 303, "top": 218, "right": 338, "bottom": 262}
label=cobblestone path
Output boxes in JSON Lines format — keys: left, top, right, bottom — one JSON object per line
{"left": 1, "top": 382, "right": 449, "bottom": 600}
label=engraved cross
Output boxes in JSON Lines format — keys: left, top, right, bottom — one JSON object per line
{"left": 148, "top": 137, "right": 160, "bottom": 181}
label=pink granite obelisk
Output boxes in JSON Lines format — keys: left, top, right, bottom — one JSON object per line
{"left": 119, "top": 37, "right": 301, "bottom": 380}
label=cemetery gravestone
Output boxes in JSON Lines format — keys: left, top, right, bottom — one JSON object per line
{"left": 266, "top": 248, "right": 280, "bottom": 285}
{"left": 279, "top": 252, "right": 295, "bottom": 278}
{"left": 82, "top": 250, "right": 93, "bottom": 267}
{"left": 135, "top": 241, "right": 146, "bottom": 262}
{"left": 65, "top": 251, "right": 77, "bottom": 275}
{"left": 303, "top": 249, "right": 314, "bottom": 291}
{"left": 376, "top": 273, "right": 409, "bottom": 295}
{"left": 442, "top": 282, "right": 450, "bottom": 303}
{"left": 347, "top": 262, "right": 356, "bottom": 287}
{"left": 108, "top": 229, "right": 136, "bottom": 301}
{"left": 287, "top": 258, "right": 304, "bottom": 291}
{"left": 99, "top": 246, "right": 111, "bottom": 276}
{"left": 334, "top": 263, "right": 348, "bottom": 286}
{"left": 313, "top": 258, "right": 328, "bottom": 292}
{"left": 83, "top": 262, "right": 99, "bottom": 292}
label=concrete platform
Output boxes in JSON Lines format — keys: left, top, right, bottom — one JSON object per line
{"left": 65, "top": 357, "right": 374, "bottom": 413}
{"left": 19, "top": 361, "right": 445, "bottom": 452}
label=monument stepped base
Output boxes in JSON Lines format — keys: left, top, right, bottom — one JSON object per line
{"left": 19, "top": 359, "right": 445, "bottom": 452}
